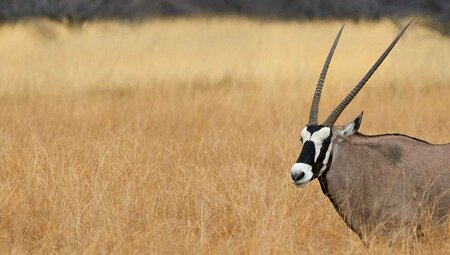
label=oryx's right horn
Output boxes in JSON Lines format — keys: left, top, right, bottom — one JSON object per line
{"left": 322, "top": 20, "right": 413, "bottom": 127}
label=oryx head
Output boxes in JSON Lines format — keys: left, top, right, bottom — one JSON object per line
{"left": 291, "top": 22, "right": 412, "bottom": 187}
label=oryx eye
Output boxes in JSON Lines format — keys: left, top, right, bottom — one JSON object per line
{"left": 300, "top": 137, "right": 304, "bottom": 143}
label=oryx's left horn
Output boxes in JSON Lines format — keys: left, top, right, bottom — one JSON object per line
{"left": 308, "top": 25, "right": 344, "bottom": 125}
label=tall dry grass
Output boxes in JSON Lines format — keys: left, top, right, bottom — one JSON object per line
{"left": 0, "top": 17, "right": 448, "bottom": 254}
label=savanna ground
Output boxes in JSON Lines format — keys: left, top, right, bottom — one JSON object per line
{"left": 0, "top": 17, "right": 448, "bottom": 254}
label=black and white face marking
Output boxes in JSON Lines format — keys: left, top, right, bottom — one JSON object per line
{"left": 291, "top": 125, "right": 333, "bottom": 187}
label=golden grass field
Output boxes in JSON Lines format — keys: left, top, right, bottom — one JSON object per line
{"left": 0, "top": 17, "right": 448, "bottom": 254}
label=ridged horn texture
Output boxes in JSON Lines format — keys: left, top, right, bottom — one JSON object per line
{"left": 308, "top": 25, "right": 345, "bottom": 125}
{"left": 322, "top": 20, "right": 413, "bottom": 127}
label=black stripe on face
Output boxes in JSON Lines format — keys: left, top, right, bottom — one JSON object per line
{"left": 307, "top": 125, "right": 326, "bottom": 134}
{"left": 314, "top": 135, "right": 332, "bottom": 174}
{"left": 296, "top": 141, "right": 315, "bottom": 165}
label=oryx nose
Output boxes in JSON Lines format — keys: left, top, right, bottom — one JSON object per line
{"left": 291, "top": 171, "right": 305, "bottom": 182}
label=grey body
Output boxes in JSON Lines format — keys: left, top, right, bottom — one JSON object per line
{"left": 320, "top": 132, "right": 450, "bottom": 239}
{"left": 290, "top": 22, "right": 450, "bottom": 241}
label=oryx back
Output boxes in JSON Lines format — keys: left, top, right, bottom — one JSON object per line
{"left": 321, "top": 133, "right": 450, "bottom": 238}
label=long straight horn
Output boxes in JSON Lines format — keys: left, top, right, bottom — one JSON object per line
{"left": 308, "top": 25, "right": 344, "bottom": 125}
{"left": 322, "top": 20, "right": 412, "bottom": 127}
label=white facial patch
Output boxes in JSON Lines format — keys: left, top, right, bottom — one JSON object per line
{"left": 293, "top": 126, "right": 332, "bottom": 186}
{"left": 300, "top": 127, "right": 311, "bottom": 142}
{"left": 300, "top": 127, "right": 331, "bottom": 162}
{"left": 290, "top": 163, "right": 313, "bottom": 186}
{"left": 319, "top": 141, "right": 333, "bottom": 175}
{"left": 311, "top": 128, "right": 331, "bottom": 161}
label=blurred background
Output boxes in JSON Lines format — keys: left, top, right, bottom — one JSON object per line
{"left": 0, "top": 0, "right": 449, "bottom": 33}
{"left": 0, "top": 0, "right": 448, "bottom": 24}
{"left": 0, "top": 1, "right": 448, "bottom": 254}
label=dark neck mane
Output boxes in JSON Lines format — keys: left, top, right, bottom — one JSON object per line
{"left": 353, "top": 132, "right": 433, "bottom": 144}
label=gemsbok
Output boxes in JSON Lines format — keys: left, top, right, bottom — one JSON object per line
{"left": 290, "top": 21, "right": 450, "bottom": 242}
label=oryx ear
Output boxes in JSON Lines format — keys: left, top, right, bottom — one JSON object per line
{"left": 337, "top": 112, "right": 363, "bottom": 137}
